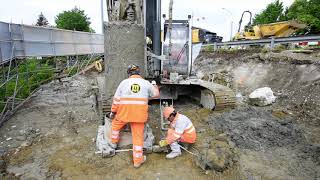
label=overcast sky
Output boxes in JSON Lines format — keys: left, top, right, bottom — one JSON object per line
{"left": 0, "top": 0, "right": 293, "bottom": 41}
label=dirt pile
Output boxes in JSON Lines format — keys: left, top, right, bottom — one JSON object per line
{"left": 2, "top": 73, "right": 243, "bottom": 179}
{"left": 194, "top": 49, "right": 320, "bottom": 142}
{"left": 197, "top": 134, "right": 238, "bottom": 172}
{"left": 207, "top": 105, "right": 320, "bottom": 178}
{"left": 194, "top": 49, "right": 320, "bottom": 179}
{"left": 209, "top": 106, "right": 304, "bottom": 151}
{"left": 0, "top": 74, "right": 100, "bottom": 179}
{"left": 174, "top": 102, "right": 240, "bottom": 173}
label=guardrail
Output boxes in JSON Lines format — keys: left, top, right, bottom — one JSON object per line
{"left": 203, "top": 35, "right": 320, "bottom": 50}
{"left": 0, "top": 21, "right": 104, "bottom": 64}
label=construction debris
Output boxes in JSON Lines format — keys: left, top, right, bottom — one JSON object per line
{"left": 79, "top": 59, "right": 104, "bottom": 75}
{"left": 249, "top": 87, "right": 276, "bottom": 106}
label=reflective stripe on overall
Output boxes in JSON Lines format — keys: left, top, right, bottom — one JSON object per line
{"left": 110, "top": 75, "right": 159, "bottom": 165}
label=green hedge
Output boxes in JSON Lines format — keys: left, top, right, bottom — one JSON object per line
{"left": 0, "top": 58, "right": 54, "bottom": 112}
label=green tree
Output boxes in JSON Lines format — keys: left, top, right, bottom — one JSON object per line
{"left": 253, "top": 0, "right": 286, "bottom": 25}
{"left": 36, "top": 12, "right": 49, "bottom": 26}
{"left": 55, "top": 7, "right": 93, "bottom": 32}
{"left": 287, "top": 0, "right": 320, "bottom": 34}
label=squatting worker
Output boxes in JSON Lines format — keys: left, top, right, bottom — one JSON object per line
{"left": 159, "top": 106, "right": 196, "bottom": 159}
{"left": 108, "top": 64, "right": 159, "bottom": 168}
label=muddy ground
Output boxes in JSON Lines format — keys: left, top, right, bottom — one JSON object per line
{"left": 195, "top": 49, "right": 320, "bottom": 179}
{"left": 0, "top": 73, "right": 240, "bottom": 180}
{"left": 0, "top": 49, "right": 320, "bottom": 179}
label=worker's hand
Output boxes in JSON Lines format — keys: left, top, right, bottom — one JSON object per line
{"left": 159, "top": 139, "right": 169, "bottom": 147}
{"left": 151, "top": 80, "right": 157, "bottom": 85}
{"left": 109, "top": 112, "right": 116, "bottom": 119}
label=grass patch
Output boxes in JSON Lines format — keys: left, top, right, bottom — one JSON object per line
{"left": 272, "top": 44, "right": 287, "bottom": 53}
{"left": 0, "top": 56, "right": 99, "bottom": 113}
{"left": 202, "top": 45, "right": 214, "bottom": 52}
{"left": 0, "top": 58, "right": 54, "bottom": 112}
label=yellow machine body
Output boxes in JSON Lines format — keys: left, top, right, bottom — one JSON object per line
{"left": 234, "top": 20, "right": 306, "bottom": 40}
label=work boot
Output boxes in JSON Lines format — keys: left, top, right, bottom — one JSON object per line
{"left": 166, "top": 151, "right": 181, "bottom": 159}
{"left": 133, "top": 155, "right": 146, "bottom": 168}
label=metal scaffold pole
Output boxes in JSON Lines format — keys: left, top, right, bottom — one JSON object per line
{"left": 168, "top": 0, "right": 173, "bottom": 59}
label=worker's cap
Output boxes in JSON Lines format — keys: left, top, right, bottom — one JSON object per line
{"left": 127, "top": 64, "right": 140, "bottom": 74}
{"left": 163, "top": 106, "right": 175, "bottom": 119}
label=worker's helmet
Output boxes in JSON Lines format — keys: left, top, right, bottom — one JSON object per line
{"left": 163, "top": 106, "right": 175, "bottom": 119}
{"left": 127, "top": 64, "right": 140, "bottom": 75}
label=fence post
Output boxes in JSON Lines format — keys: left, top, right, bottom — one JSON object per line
{"left": 214, "top": 42, "right": 218, "bottom": 51}
{"left": 11, "top": 73, "right": 19, "bottom": 110}
{"left": 271, "top": 37, "right": 275, "bottom": 49}
{"left": 26, "top": 60, "right": 30, "bottom": 94}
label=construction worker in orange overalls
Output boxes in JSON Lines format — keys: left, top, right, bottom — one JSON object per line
{"left": 159, "top": 106, "right": 196, "bottom": 159}
{"left": 108, "top": 64, "right": 159, "bottom": 168}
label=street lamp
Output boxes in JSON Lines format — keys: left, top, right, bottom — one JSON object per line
{"left": 222, "top": 8, "right": 234, "bottom": 41}
{"left": 101, "top": 0, "right": 104, "bottom": 33}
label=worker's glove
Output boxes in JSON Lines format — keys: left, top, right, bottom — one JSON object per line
{"left": 151, "top": 80, "right": 157, "bottom": 85}
{"left": 159, "top": 139, "right": 169, "bottom": 147}
{"left": 109, "top": 112, "right": 116, "bottom": 119}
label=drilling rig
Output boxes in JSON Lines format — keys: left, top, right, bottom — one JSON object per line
{"left": 95, "top": 0, "right": 236, "bottom": 156}
{"left": 99, "top": 0, "right": 236, "bottom": 128}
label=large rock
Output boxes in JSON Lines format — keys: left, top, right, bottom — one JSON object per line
{"left": 249, "top": 87, "right": 276, "bottom": 106}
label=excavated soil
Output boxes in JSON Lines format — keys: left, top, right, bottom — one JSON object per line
{"left": 210, "top": 106, "right": 305, "bottom": 151}
{"left": 0, "top": 72, "right": 241, "bottom": 179}
{"left": 209, "top": 106, "right": 319, "bottom": 178}
{"left": 1, "top": 49, "right": 320, "bottom": 179}
{"left": 195, "top": 49, "right": 320, "bottom": 179}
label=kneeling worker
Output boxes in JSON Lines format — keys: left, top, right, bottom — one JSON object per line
{"left": 159, "top": 106, "right": 196, "bottom": 159}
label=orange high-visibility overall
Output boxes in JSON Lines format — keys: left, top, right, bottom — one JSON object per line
{"left": 110, "top": 75, "right": 159, "bottom": 165}
{"left": 166, "top": 113, "right": 196, "bottom": 144}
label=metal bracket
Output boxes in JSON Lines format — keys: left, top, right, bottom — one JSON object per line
{"left": 160, "top": 99, "right": 173, "bottom": 131}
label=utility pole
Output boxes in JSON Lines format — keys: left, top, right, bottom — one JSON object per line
{"left": 222, "top": 8, "right": 234, "bottom": 41}
{"left": 168, "top": 0, "right": 173, "bottom": 59}
{"left": 101, "top": 0, "right": 104, "bottom": 33}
